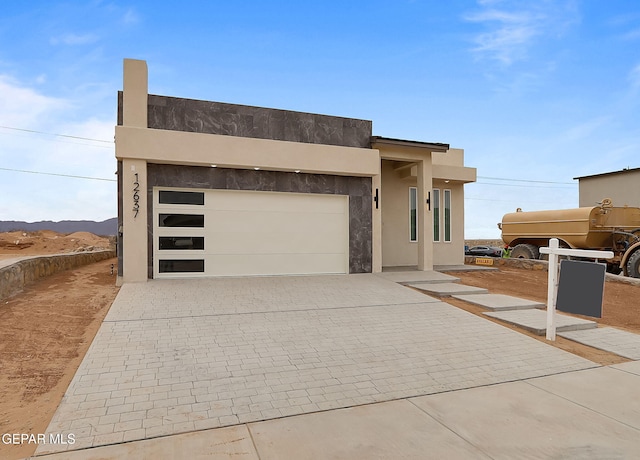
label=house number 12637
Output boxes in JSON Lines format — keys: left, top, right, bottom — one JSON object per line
{"left": 132, "top": 173, "right": 140, "bottom": 218}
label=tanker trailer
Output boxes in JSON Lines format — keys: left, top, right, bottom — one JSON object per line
{"left": 498, "top": 199, "right": 640, "bottom": 278}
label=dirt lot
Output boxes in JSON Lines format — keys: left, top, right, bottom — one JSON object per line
{"left": 0, "top": 258, "right": 119, "bottom": 460}
{"left": 0, "top": 244, "right": 638, "bottom": 458}
{"left": 0, "top": 230, "right": 112, "bottom": 261}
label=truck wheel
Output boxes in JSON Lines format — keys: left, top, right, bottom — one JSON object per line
{"left": 511, "top": 244, "right": 540, "bottom": 259}
{"left": 626, "top": 250, "right": 640, "bottom": 278}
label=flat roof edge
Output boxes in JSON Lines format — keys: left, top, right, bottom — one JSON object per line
{"left": 574, "top": 166, "right": 640, "bottom": 180}
{"left": 371, "top": 136, "right": 449, "bottom": 152}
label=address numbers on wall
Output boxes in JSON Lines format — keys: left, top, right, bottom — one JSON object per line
{"left": 133, "top": 173, "right": 140, "bottom": 218}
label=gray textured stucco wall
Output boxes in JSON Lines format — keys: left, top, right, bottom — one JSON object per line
{"left": 146, "top": 95, "right": 372, "bottom": 148}
{"left": 147, "top": 164, "right": 372, "bottom": 278}
{"left": 117, "top": 92, "right": 372, "bottom": 148}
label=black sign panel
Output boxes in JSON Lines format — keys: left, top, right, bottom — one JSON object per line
{"left": 556, "top": 260, "right": 605, "bottom": 318}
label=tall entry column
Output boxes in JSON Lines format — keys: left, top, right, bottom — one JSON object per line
{"left": 417, "top": 159, "right": 433, "bottom": 271}
{"left": 117, "top": 59, "right": 149, "bottom": 283}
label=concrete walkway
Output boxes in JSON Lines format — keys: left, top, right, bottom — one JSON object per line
{"left": 36, "top": 362, "right": 640, "bottom": 459}
{"left": 35, "top": 273, "right": 597, "bottom": 456}
{"left": 443, "top": 277, "right": 640, "bottom": 358}
{"left": 560, "top": 327, "right": 640, "bottom": 360}
{"left": 484, "top": 309, "right": 598, "bottom": 335}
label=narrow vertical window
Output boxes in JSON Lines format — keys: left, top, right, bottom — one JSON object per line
{"left": 433, "top": 188, "right": 440, "bottom": 242}
{"left": 444, "top": 189, "right": 452, "bottom": 242}
{"left": 409, "top": 187, "right": 417, "bottom": 242}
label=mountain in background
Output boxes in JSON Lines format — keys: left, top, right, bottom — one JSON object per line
{"left": 0, "top": 218, "right": 118, "bottom": 236}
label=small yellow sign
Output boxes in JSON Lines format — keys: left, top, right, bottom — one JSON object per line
{"left": 475, "top": 257, "right": 494, "bottom": 266}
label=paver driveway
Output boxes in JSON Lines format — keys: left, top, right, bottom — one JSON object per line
{"left": 37, "top": 274, "right": 596, "bottom": 455}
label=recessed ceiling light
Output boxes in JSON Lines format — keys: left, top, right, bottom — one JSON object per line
{"left": 211, "top": 164, "right": 217, "bottom": 168}
{"left": 254, "top": 167, "right": 260, "bottom": 171}
{"left": 294, "top": 170, "right": 301, "bottom": 173}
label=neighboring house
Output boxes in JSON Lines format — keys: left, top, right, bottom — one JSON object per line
{"left": 115, "top": 59, "right": 476, "bottom": 283}
{"left": 574, "top": 167, "right": 640, "bottom": 208}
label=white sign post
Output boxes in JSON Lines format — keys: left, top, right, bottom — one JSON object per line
{"left": 539, "top": 238, "right": 614, "bottom": 341}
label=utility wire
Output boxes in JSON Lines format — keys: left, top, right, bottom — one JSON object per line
{"left": 0, "top": 167, "right": 116, "bottom": 182}
{"left": 477, "top": 175, "right": 575, "bottom": 185}
{"left": 473, "top": 181, "right": 575, "bottom": 189}
{"left": 0, "top": 125, "right": 112, "bottom": 143}
{"left": 465, "top": 197, "right": 575, "bottom": 205}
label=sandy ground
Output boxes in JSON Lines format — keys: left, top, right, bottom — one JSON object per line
{"left": 0, "top": 230, "right": 112, "bottom": 261}
{"left": 0, "top": 258, "right": 119, "bottom": 460}
{"left": 0, "top": 244, "right": 638, "bottom": 458}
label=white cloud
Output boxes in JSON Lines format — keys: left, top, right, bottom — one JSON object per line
{"left": 122, "top": 8, "right": 139, "bottom": 25}
{"left": 0, "top": 75, "right": 67, "bottom": 126}
{"left": 50, "top": 33, "right": 99, "bottom": 46}
{"left": 464, "top": 1, "right": 578, "bottom": 65}
{"left": 561, "top": 116, "right": 610, "bottom": 142}
{"left": 0, "top": 76, "right": 116, "bottom": 221}
{"left": 622, "top": 28, "right": 640, "bottom": 40}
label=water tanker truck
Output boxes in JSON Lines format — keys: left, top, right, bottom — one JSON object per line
{"left": 498, "top": 199, "right": 640, "bottom": 278}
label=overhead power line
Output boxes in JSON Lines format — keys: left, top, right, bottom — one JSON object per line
{"left": 477, "top": 176, "right": 575, "bottom": 185}
{"left": 473, "top": 181, "right": 575, "bottom": 189}
{"left": 0, "top": 125, "right": 112, "bottom": 143}
{"left": 0, "top": 167, "right": 116, "bottom": 182}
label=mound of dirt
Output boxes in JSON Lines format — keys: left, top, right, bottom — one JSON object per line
{"left": 0, "top": 230, "right": 113, "bottom": 260}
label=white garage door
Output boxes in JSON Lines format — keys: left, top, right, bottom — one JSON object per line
{"left": 153, "top": 187, "right": 349, "bottom": 278}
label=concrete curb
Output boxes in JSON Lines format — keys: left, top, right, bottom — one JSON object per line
{"left": 0, "top": 250, "right": 116, "bottom": 300}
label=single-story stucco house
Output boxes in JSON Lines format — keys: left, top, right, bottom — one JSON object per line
{"left": 115, "top": 59, "right": 476, "bottom": 283}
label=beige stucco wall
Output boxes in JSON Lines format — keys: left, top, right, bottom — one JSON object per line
{"left": 432, "top": 180, "right": 466, "bottom": 266}
{"left": 381, "top": 160, "right": 418, "bottom": 267}
{"left": 379, "top": 148, "right": 473, "bottom": 268}
{"left": 122, "top": 59, "right": 147, "bottom": 128}
{"left": 578, "top": 170, "right": 640, "bottom": 208}
{"left": 116, "top": 126, "right": 380, "bottom": 177}
{"left": 372, "top": 173, "right": 382, "bottom": 272}
{"left": 120, "top": 158, "right": 148, "bottom": 282}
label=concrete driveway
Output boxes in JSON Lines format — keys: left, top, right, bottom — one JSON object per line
{"left": 36, "top": 273, "right": 597, "bottom": 456}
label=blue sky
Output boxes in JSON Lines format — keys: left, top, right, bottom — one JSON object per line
{"left": 1, "top": 1, "right": 639, "bottom": 238}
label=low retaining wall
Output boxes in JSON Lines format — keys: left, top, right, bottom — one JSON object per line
{"left": 0, "top": 250, "right": 116, "bottom": 301}
{"left": 464, "top": 256, "right": 640, "bottom": 286}
{"left": 464, "top": 256, "right": 549, "bottom": 271}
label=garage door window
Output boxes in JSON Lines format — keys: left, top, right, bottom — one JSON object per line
{"left": 158, "top": 214, "right": 204, "bottom": 227}
{"left": 159, "top": 190, "right": 204, "bottom": 205}
{"left": 159, "top": 236, "right": 205, "bottom": 250}
{"left": 159, "top": 259, "right": 205, "bottom": 273}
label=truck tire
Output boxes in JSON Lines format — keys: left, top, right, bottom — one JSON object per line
{"left": 626, "top": 250, "right": 640, "bottom": 279}
{"left": 511, "top": 243, "right": 540, "bottom": 259}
